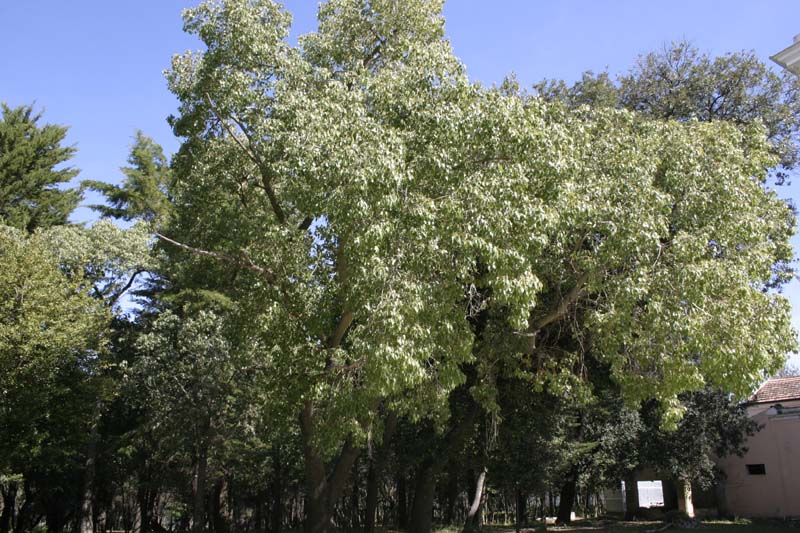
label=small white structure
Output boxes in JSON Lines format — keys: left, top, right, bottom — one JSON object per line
{"left": 771, "top": 35, "right": 800, "bottom": 75}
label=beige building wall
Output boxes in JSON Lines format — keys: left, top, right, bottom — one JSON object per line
{"left": 717, "top": 399, "right": 800, "bottom": 518}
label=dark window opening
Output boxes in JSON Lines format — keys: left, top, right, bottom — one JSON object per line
{"left": 746, "top": 464, "right": 766, "bottom": 475}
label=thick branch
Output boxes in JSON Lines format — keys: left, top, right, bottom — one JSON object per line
{"left": 107, "top": 269, "right": 145, "bottom": 308}
{"left": 155, "top": 232, "right": 277, "bottom": 283}
{"left": 298, "top": 216, "right": 313, "bottom": 231}
{"left": 525, "top": 274, "right": 588, "bottom": 353}
{"left": 204, "top": 94, "right": 263, "bottom": 169}
{"left": 326, "top": 439, "right": 361, "bottom": 503}
{"left": 326, "top": 310, "right": 354, "bottom": 349}
{"left": 203, "top": 94, "right": 286, "bottom": 224}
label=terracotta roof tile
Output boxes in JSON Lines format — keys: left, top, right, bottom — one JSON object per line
{"left": 749, "top": 376, "right": 800, "bottom": 404}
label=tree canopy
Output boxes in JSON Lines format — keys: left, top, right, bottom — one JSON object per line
{"left": 2, "top": 3, "right": 798, "bottom": 533}
{"left": 0, "top": 104, "right": 81, "bottom": 232}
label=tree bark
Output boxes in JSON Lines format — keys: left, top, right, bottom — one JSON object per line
{"left": 78, "top": 400, "right": 102, "bottom": 533}
{"left": 0, "top": 483, "right": 16, "bottom": 533}
{"left": 365, "top": 412, "right": 398, "bottom": 533}
{"left": 409, "top": 466, "right": 436, "bottom": 533}
{"left": 515, "top": 490, "right": 527, "bottom": 531}
{"left": 396, "top": 471, "right": 408, "bottom": 530}
{"left": 661, "top": 480, "right": 678, "bottom": 511}
{"left": 211, "top": 478, "right": 229, "bottom": 533}
{"left": 270, "top": 448, "right": 284, "bottom": 533}
{"left": 407, "top": 400, "right": 480, "bottom": 533}
{"left": 442, "top": 469, "right": 459, "bottom": 525}
{"left": 623, "top": 475, "right": 639, "bottom": 521}
{"left": 350, "top": 469, "right": 360, "bottom": 529}
{"left": 556, "top": 468, "right": 578, "bottom": 524}
{"left": 301, "top": 401, "right": 361, "bottom": 533}
{"left": 192, "top": 444, "right": 209, "bottom": 533}
{"left": 253, "top": 490, "right": 266, "bottom": 533}
{"left": 137, "top": 485, "right": 151, "bottom": 533}
{"left": 463, "top": 467, "right": 487, "bottom": 532}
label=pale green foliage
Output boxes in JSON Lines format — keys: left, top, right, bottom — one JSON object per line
{"left": 0, "top": 225, "right": 107, "bottom": 386}
{"left": 135, "top": 310, "right": 253, "bottom": 447}
{"left": 164, "top": 0, "right": 796, "bottom": 448}
{"left": 41, "top": 220, "right": 155, "bottom": 309}
{"left": 0, "top": 225, "right": 107, "bottom": 477}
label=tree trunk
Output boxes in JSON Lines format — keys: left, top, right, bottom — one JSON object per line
{"left": 0, "top": 483, "right": 16, "bottom": 533}
{"left": 661, "top": 480, "right": 678, "bottom": 511}
{"left": 270, "top": 448, "right": 284, "bottom": 533}
{"left": 515, "top": 490, "right": 527, "bottom": 531}
{"left": 463, "top": 467, "right": 487, "bottom": 532}
{"left": 301, "top": 401, "right": 361, "bottom": 533}
{"left": 254, "top": 490, "right": 266, "bottom": 533}
{"left": 350, "top": 465, "right": 360, "bottom": 529}
{"left": 409, "top": 466, "right": 436, "bottom": 533}
{"left": 365, "top": 412, "right": 397, "bottom": 533}
{"left": 365, "top": 464, "right": 378, "bottom": 532}
{"left": 211, "top": 478, "right": 229, "bottom": 533}
{"left": 193, "top": 444, "right": 209, "bottom": 533}
{"left": 556, "top": 468, "right": 578, "bottom": 524}
{"left": 442, "top": 469, "right": 458, "bottom": 525}
{"left": 45, "top": 496, "right": 68, "bottom": 533}
{"left": 138, "top": 486, "right": 150, "bottom": 533}
{"left": 623, "top": 475, "right": 639, "bottom": 521}
{"left": 407, "top": 400, "right": 481, "bottom": 533}
{"left": 78, "top": 401, "right": 102, "bottom": 533}
{"left": 396, "top": 471, "right": 408, "bottom": 530}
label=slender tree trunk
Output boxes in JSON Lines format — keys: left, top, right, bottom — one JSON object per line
{"left": 0, "top": 483, "right": 17, "bottom": 533}
{"left": 254, "top": 490, "right": 265, "bottom": 533}
{"left": 515, "top": 489, "right": 526, "bottom": 531}
{"left": 138, "top": 486, "right": 151, "bottom": 533}
{"left": 623, "top": 475, "right": 639, "bottom": 521}
{"left": 211, "top": 478, "right": 229, "bottom": 533}
{"left": 365, "top": 464, "right": 379, "bottom": 532}
{"left": 365, "top": 412, "right": 397, "bottom": 533}
{"left": 193, "top": 444, "right": 209, "bottom": 533}
{"left": 396, "top": 471, "right": 408, "bottom": 529}
{"left": 350, "top": 463, "right": 360, "bottom": 529}
{"left": 463, "top": 467, "right": 487, "bottom": 532}
{"left": 78, "top": 401, "right": 102, "bottom": 533}
{"left": 556, "top": 467, "right": 578, "bottom": 524}
{"left": 270, "top": 448, "right": 284, "bottom": 533}
{"left": 442, "top": 469, "right": 458, "bottom": 525}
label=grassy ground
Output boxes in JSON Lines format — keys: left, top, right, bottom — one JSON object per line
{"left": 420, "top": 519, "right": 800, "bottom": 533}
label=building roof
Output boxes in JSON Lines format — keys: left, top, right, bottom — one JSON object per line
{"left": 771, "top": 35, "right": 800, "bottom": 76}
{"left": 749, "top": 376, "right": 800, "bottom": 404}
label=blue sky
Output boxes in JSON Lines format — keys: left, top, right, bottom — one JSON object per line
{"left": 2, "top": 1, "right": 799, "bottom": 366}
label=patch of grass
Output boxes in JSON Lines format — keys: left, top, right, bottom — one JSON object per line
{"left": 463, "top": 518, "right": 800, "bottom": 533}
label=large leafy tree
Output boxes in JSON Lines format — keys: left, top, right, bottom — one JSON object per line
{"left": 0, "top": 225, "right": 108, "bottom": 533}
{"left": 161, "top": 2, "right": 796, "bottom": 531}
{"left": 535, "top": 41, "right": 800, "bottom": 182}
{"left": 0, "top": 104, "right": 81, "bottom": 232}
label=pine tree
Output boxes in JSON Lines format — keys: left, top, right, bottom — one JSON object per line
{"left": 0, "top": 103, "right": 81, "bottom": 232}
